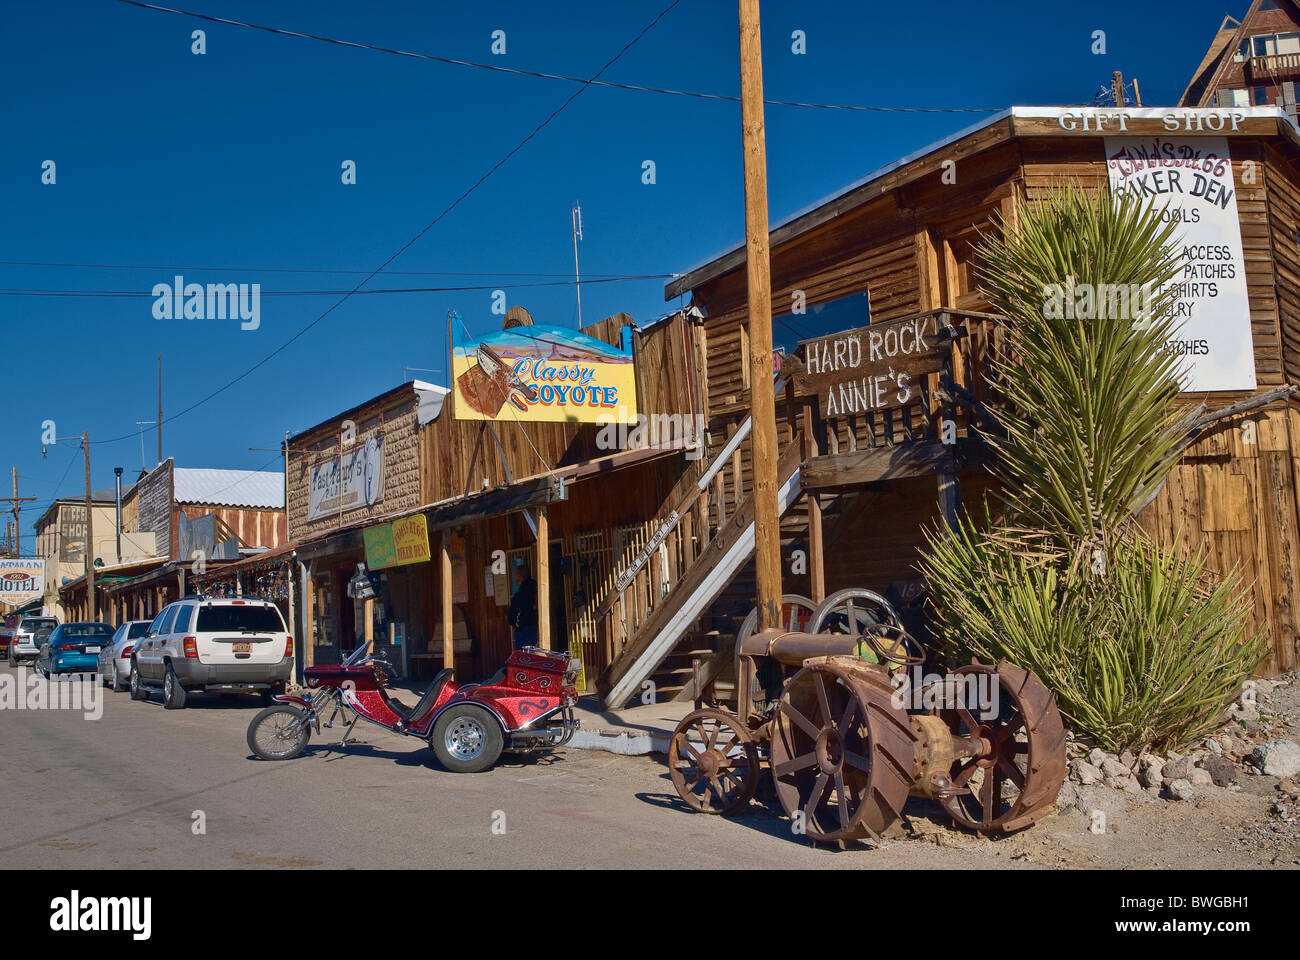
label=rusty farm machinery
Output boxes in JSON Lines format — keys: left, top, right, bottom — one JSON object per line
{"left": 667, "top": 589, "right": 1068, "bottom": 843}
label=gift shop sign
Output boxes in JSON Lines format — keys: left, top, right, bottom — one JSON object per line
{"left": 1105, "top": 135, "right": 1256, "bottom": 392}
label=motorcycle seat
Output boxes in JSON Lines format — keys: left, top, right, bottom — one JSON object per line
{"left": 387, "top": 669, "right": 454, "bottom": 723}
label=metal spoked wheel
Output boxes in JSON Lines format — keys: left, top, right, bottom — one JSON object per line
{"left": 668, "top": 708, "right": 760, "bottom": 815}
{"left": 735, "top": 594, "right": 818, "bottom": 648}
{"left": 247, "top": 705, "right": 312, "bottom": 761}
{"left": 929, "top": 661, "right": 1068, "bottom": 833}
{"left": 810, "top": 588, "right": 923, "bottom": 667}
{"left": 769, "top": 658, "right": 913, "bottom": 843}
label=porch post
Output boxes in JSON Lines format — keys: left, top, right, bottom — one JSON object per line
{"left": 536, "top": 507, "right": 550, "bottom": 650}
{"left": 441, "top": 529, "right": 454, "bottom": 670}
{"left": 801, "top": 405, "right": 826, "bottom": 603}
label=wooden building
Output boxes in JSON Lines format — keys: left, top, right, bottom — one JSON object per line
{"left": 595, "top": 104, "right": 1300, "bottom": 708}
{"left": 1182, "top": 0, "right": 1300, "bottom": 122}
{"left": 286, "top": 308, "right": 703, "bottom": 688}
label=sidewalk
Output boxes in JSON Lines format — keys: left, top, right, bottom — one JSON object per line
{"left": 376, "top": 677, "right": 689, "bottom": 756}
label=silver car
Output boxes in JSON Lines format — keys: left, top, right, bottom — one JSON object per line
{"left": 98, "top": 620, "right": 152, "bottom": 691}
{"left": 8, "top": 616, "right": 57, "bottom": 666}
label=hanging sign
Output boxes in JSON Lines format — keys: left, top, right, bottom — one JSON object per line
{"left": 309, "top": 435, "right": 385, "bottom": 522}
{"left": 0, "top": 560, "right": 44, "bottom": 606}
{"left": 1105, "top": 135, "right": 1256, "bottom": 392}
{"left": 364, "top": 515, "right": 431, "bottom": 571}
{"left": 452, "top": 323, "right": 638, "bottom": 423}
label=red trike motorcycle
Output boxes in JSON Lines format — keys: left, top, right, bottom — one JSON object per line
{"left": 245, "top": 640, "right": 581, "bottom": 773}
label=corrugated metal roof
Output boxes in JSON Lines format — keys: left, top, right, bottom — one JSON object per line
{"left": 173, "top": 468, "right": 284, "bottom": 509}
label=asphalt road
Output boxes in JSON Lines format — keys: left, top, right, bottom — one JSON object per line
{"left": 0, "top": 662, "right": 1028, "bottom": 870}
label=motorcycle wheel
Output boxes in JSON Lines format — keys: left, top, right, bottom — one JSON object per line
{"left": 430, "top": 704, "right": 504, "bottom": 774}
{"left": 247, "top": 705, "right": 311, "bottom": 761}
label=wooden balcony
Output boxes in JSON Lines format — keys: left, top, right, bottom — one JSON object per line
{"left": 1249, "top": 52, "right": 1300, "bottom": 79}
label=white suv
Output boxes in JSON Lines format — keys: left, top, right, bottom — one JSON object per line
{"left": 129, "top": 597, "right": 292, "bottom": 709}
{"left": 8, "top": 616, "right": 58, "bottom": 665}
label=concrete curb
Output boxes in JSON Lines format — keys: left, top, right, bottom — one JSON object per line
{"left": 567, "top": 727, "right": 671, "bottom": 756}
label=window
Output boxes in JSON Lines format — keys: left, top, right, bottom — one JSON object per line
{"left": 197, "top": 604, "right": 286, "bottom": 633}
{"left": 1256, "top": 86, "right": 1270, "bottom": 105}
{"left": 772, "top": 290, "right": 871, "bottom": 355}
{"left": 174, "top": 604, "right": 194, "bottom": 633}
{"left": 156, "top": 605, "right": 179, "bottom": 636}
{"left": 1280, "top": 33, "right": 1300, "bottom": 55}
{"left": 128, "top": 622, "right": 152, "bottom": 639}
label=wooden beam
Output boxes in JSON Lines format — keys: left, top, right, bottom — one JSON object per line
{"left": 801, "top": 405, "right": 826, "bottom": 602}
{"left": 536, "top": 507, "right": 551, "bottom": 651}
{"left": 304, "top": 574, "right": 316, "bottom": 669}
{"left": 441, "top": 530, "right": 454, "bottom": 669}
{"left": 802, "top": 441, "right": 985, "bottom": 490}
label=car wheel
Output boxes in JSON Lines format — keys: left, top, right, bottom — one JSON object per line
{"left": 111, "top": 666, "right": 125, "bottom": 693}
{"left": 430, "top": 704, "right": 504, "bottom": 774}
{"left": 260, "top": 683, "right": 285, "bottom": 707}
{"left": 129, "top": 663, "right": 147, "bottom": 701}
{"left": 247, "top": 705, "right": 311, "bottom": 760}
{"left": 163, "top": 665, "right": 187, "bottom": 710}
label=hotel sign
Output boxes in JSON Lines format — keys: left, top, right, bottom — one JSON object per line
{"left": 794, "top": 313, "right": 944, "bottom": 417}
{"left": 0, "top": 560, "right": 44, "bottom": 607}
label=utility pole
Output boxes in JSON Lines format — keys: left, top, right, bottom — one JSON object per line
{"left": 4, "top": 468, "right": 36, "bottom": 556}
{"left": 157, "top": 355, "right": 163, "bottom": 466}
{"left": 83, "top": 432, "right": 95, "bottom": 621}
{"left": 1112, "top": 71, "right": 1126, "bottom": 108}
{"left": 572, "top": 202, "right": 584, "bottom": 328}
{"left": 739, "top": 0, "right": 783, "bottom": 630}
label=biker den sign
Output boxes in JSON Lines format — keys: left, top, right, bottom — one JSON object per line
{"left": 1105, "top": 135, "right": 1256, "bottom": 392}
{"left": 794, "top": 314, "right": 942, "bottom": 416}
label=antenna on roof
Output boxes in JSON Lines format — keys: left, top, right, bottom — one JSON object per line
{"left": 135, "top": 421, "right": 156, "bottom": 474}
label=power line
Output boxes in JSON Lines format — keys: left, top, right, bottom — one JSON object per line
{"left": 0, "top": 275, "right": 674, "bottom": 299}
{"left": 113, "top": 0, "right": 1000, "bottom": 114}
{"left": 87, "top": 0, "right": 684, "bottom": 448}
{"left": 0, "top": 258, "right": 664, "bottom": 279}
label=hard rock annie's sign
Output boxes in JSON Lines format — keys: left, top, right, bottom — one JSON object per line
{"left": 794, "top": 313, "right": 943, "bottom": 417}
{"left": 1105, "top": 135, "right": 1256, "bottom": 393}
{"left": 452, "top": 323, "right": 638, "bottom": 423}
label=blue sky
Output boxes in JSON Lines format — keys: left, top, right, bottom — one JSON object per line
{"left": 1, "top": 0, "right": 1234, "bottom": 542}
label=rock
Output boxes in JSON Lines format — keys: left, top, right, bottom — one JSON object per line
{"left": 1071, "top": 760, "right": 1103, "bottom": 785}
{"left": 1138, "top": 756, "right": 1165, "bottom": 789}
{"left": 1189, "top": 768, "right": 1214, "bottom": 787}
{"left": 1119, "top": 750, "right": 1136, "bottom": 768}
{"left": 1251, "top": 740, "right": 1300, "bottom": 778}
{"left": 1166, "top": 750, "right": 1184, "bottom": 763}
{"left": 1201, "top": 755, "right": 1239, "bottom": 787}
{"left": 1206, "top": 739, "right": 1223, "bottom": 755}
{"left": 1241, "top": 719, "right": 1263, "bottom": 735}
{"left": 1278, "top": 778, "right": 1298, "bottom": 795}
{"left": 1101, "top": 757, "right": 1130, "bottom": 779}
{"left": 1103, "top": 775, "right": 1128, "bottom": 790}
{"left": 1255, "top": 679, "right": 1275, "bottom": 696}
{"left": 1122, "top": 777, "right": 1144, "bottom": 794}
{"left": 1088, "top": 747, "right": 1108, "bottom": 768}
{"left": 1237, "top": 703, "right": 1260, "bottom": 723}
{"left": 1145, "top": 785, "right": 1163, "bottom": 798}
{"left": 1162, "top": 757, "right": 1192, "bottom": 781}
{"left": 1167, "top": 779, "right": 1195, "bottom": 802}
{"left": 1056, "top": 781, "right": 1080, "bottom": 812}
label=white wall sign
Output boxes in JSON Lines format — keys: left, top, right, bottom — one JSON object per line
{"left": 308, "top": 436, "right": 385, "bottom": 522}
{"left": 0, "top": 560, "right": 45, "bottom": 606}
{"left": 1105, "top": 136, "right": 1256, "bottom": 392}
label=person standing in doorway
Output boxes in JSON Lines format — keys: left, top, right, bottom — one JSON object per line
{"left": 508, "top": 564, "right": 538, "bottom": 650}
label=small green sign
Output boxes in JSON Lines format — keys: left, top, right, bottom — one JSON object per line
{"left": 364, "top": 523, "right": 397, "bottom": 570}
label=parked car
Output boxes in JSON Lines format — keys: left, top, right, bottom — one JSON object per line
{"left": 97, "top": 620, "right": 152, "bottom": 692}
{"left": 130, "top": 597, "right": 292, "bottom": 709}
{"left": 0, "top": 614, "right": 17, "bottom": 658}
{"left": 35, "top": 622, "right": 115, "bottom": 678}
{"left": 8, "top": 616, "right": 58, "bottom": 666}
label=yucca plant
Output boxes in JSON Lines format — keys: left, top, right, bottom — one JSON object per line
{"left": 919, "top": 187, "right": 1262, "bottom": 753}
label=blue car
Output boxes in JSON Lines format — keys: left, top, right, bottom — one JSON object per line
{"left": 36, "top": 622, "right": 116, "bottom": 678}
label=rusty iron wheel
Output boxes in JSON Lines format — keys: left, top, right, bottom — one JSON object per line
{"left": 770, "top": 659, "right": 913, "bottom": 843}
{"left": 929, "top": 660, "right": 1068, "bottom": 833}
{"left": 668, "top": 709, "right": 760, "bottom": 815}
{"left": 736, "top": 594, "right": 818, "bottom": 647}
